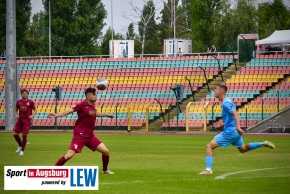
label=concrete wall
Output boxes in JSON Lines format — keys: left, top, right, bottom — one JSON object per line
{"left": 247, "top": 106, "right": 290, "bottom": 133}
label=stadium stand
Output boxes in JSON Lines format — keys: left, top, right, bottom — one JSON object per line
{"left": 166, "top": 56, "right": 290, "bottom": 131}
{"left": 2, "top": 54, "right": 289, "bottom": 131}
{"left": 0, "top": 55, "right": 233, "bottom": 129}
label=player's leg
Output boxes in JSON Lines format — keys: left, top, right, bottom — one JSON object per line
{"left": 19, "top": 120, "right": 31, "bottom": 155}
{"left": 232, "top": 134, "right": 275, "bottom": 153}
{"left": 238, "top": 141, "right": 275, "bottom": 153}
{"left": 55, "top": 150, "right": 76, "bottom": 166}
{"left": 19, "top": 133, "right": 28, "bottom": 156}
{"left": 55, "top": 138, "right": 84, "bottom": 166}
{"left": 13, "top": 131, "right": 22, "bottom": 152}
{"left": 96, "top": 143, "right": 114, "bottom": 174}
{"left": 87, "top": 136, "right": 114, "bottom": 174}
{"left": 13, "top": 120, "right": 22, "bottom": 152}
{"left": 199, "top": 139, "right": 220, "bottom": 174}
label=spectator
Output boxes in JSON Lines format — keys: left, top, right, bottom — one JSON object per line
{"left": 252, "top": 51, "right": 255, "bottom": 59}
{"left": 1, "top": 49, "right": 6, "bottom": 58}
{"left": 265, "top": 45, "right": 276, "bottom": 55}
{"left": 122, "top": 49, "right": 126, "bottom": 58}
{"left": 265, "top": 45, "right": 273, "bottom": 51}
{"left": 283, "top": 47, "right": 286, "bottom": 55}
{"left": 177, "top": 47, "right": 183, "bottom": 57}
{"left": 206, "top": 47, "right": 210, "bottom": 53}
{"left": 210, "top": 45, "right": 216, "bottom": 53}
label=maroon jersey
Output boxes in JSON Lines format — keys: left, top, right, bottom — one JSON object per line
{"left": 16, "top": 99, "right": 35, "bottom": 118}
{"left": 73, "top": 101, "right": 97, "bottom": 138}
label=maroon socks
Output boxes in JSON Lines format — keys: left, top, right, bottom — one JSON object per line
{"left": 55, "top": 156, "right": 67, "bottom": 166}
{"left": 102, "top": 155, "right": 109, "bottom": 171}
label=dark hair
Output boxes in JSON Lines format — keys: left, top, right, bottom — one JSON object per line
{"left": 21, "top": 89, "right": 29, "bottom": 94}
{"left": 85, "top": 87, "right": 96, "bottom": 95}
{"left": 217, "top": 83, "right": 227, "bottom": 92}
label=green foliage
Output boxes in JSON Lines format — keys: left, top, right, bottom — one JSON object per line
{"left": 137, "top": 0, "right": 158, "bottom": 55}
{"left": 213, "top": 0, "right": 258, "bottom": 52}
{"left": 42, "top": 0, "right": 107, "bottom": 56}
{"left": 159, "top": 0, "right": 174, "bottom": 39}
{"left": 145, "top": 39, "right": 162, "bottom": 55}
{"left": 138, "top": 0, "right": 156, "bottom": 41}
{"left": 126, "top": 23, "right": 136, "bottom": 40}
{"left": 134, "top": 35, "right": 142, "bottom": 55}
{"left": 25, "top": 12, "right": 46, "bottom": 56}
{"left": 189, "top": 0, "right": 227, "bottom": 52}
{"left": 258, "top": 0, "right": 290, "bottom": 39}
{"left": 0, "top": 0, "right": 31, "bottom": 56}
{"left": 176, "top": 0, "right": 191, "bottom": 38}
{"left": 101, "top": 28, "right": 124, "bottom": 56}
{"left": 158, "top": 0, "right": 191, "bottom": 41}
{"left": 2, "top": 0, "right": 290, "bottom": 57}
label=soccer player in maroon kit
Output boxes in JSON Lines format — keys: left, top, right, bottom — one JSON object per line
{"left": 48, "top": 87, "right": 115, "bottom": 174}
{"left": 14, "top": 89, "right": 37, "bottom": 156}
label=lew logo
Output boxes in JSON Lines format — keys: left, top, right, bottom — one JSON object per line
{"left": 4, "top": 166, "right": 99, "bottom": 190}
{"left": 70, "top": 168, "right": 98, "bottom": 187}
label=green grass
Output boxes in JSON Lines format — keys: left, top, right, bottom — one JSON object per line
{"left": 1, "top": 132, "right": 290, "bottom": 194}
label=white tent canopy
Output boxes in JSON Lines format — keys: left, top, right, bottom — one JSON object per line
{"left": 255, "top": 30, "right": 290, "bottom": 45}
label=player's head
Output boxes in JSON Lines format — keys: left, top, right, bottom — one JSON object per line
{"left": 214, "top": 83, "right": 227, "bottom": 99}
{"left": 21, "top": 89, "right": 29, "bottom": 100}
{"left": 85, "top": 87, "right": 96, "bottom": 103}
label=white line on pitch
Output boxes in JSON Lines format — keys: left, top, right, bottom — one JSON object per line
{"left": 239, "top": 174, "right": 290, "bottom": 179}
{"left": 215, "top": 166, "right": 290, "bottom": 180}
{"left": 99, "top": 167, "right": 290, "bottom": 185}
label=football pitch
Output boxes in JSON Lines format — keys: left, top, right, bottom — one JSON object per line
{"left": 1, "top": 131, "right": 290, "bottom": 194}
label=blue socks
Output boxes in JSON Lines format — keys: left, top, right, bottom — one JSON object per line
{"left": 204, "top": 143, "right": 262, "bottom": 171}
{"left": 249, "top": 142, "right": 262, "bottom": 150}
{"left": 206, "top": 156, "right": 214, "bottom": 170}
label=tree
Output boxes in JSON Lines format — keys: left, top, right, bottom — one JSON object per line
{"left": 126, "top": 23, "right": 136, "bottom": 40}
{"left": 189, "top": 0, "right": 226, "bottom": 52}
{"left": 213, "top": 0, "right": 258, "bottom": 51}
{"left": 177, "top": 0, "right": 192, "bottom": 38}
{"left": 42, "top": 0, "right": 107, "bottom": 56}
{"left": 159, "top": 0, "right": 191, "bottom": 39}
{"left": 24, "top": 12, "right": 46, "bottom": 56}
{"left": 122, "top": 0, "right": 157, "bottom": 57}
{"left": 159, "top": 0, "right": 175, "bottom": 40}
{"left": 0, "top": 0, "right": 31, "bottom": 56}
{"left": 100, "top": 28, "right": 124, "bottom": 56}
{"left": 258, "top": 0, "right": 290, "bottom": 39}
{"left": 140, "top": 0, "right": 160, "bottom": 54}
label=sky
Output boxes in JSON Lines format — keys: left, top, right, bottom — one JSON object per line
{"left": 30, "top": 0, "right": 290, "bottom": 36}
{"left": 30, "top": 0, "right": 162, "bottom": 35}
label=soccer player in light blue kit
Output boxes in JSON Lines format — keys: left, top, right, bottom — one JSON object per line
{"left": 199, "top": 83, "right": 275, "bottom": 174}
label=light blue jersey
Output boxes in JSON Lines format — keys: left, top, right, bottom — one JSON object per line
{"left": 221, "top": 98, "right": 238, "bottom": 137}
{"left": 214, "top": 97, "right": 243, "bottom": 148}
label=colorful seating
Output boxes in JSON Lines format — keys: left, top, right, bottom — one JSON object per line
{"left": 0, "top": 56, "right": 233, "bottom": 128}
{"left": 166, "top": 57, "right": 290, "bottom": 130}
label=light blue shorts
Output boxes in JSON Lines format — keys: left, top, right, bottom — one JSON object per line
{"left": 214, "top": 133, "right": 244, "bottom": 148}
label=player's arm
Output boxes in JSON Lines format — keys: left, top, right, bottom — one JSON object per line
{"left": 231, "top": 110, "right": 244, "bottom": 135}
{"left": 29, "top": 106, "right": 37, "bottom": 119}
{"left": 14, "top": 107, "right": 19, "bottom": 119}
{"left": 48, "top": 108, "right": 74, "bottom": 118}
{"left": 96, "top": 112, "right": 114, "bottom": 118}
{"left": 215, "top": 123, "right": 224, "bottom": 130}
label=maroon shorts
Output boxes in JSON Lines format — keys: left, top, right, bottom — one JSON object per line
{"left": 69, "top": 135, "right": 103, "bottom": 153}
{"left": 14, "top": 118, "right": 31, "bottom": 134}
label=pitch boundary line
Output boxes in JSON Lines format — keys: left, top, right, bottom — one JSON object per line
{"left": 99, "top": 169, "right": 290, "bottom": 185}
{"left": 215, "top": 166, "right": 290, "bottom": 179}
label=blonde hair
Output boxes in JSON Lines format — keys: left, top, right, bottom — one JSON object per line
{"left": 217, "top": 83, "right": 227, "bottom": 92}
